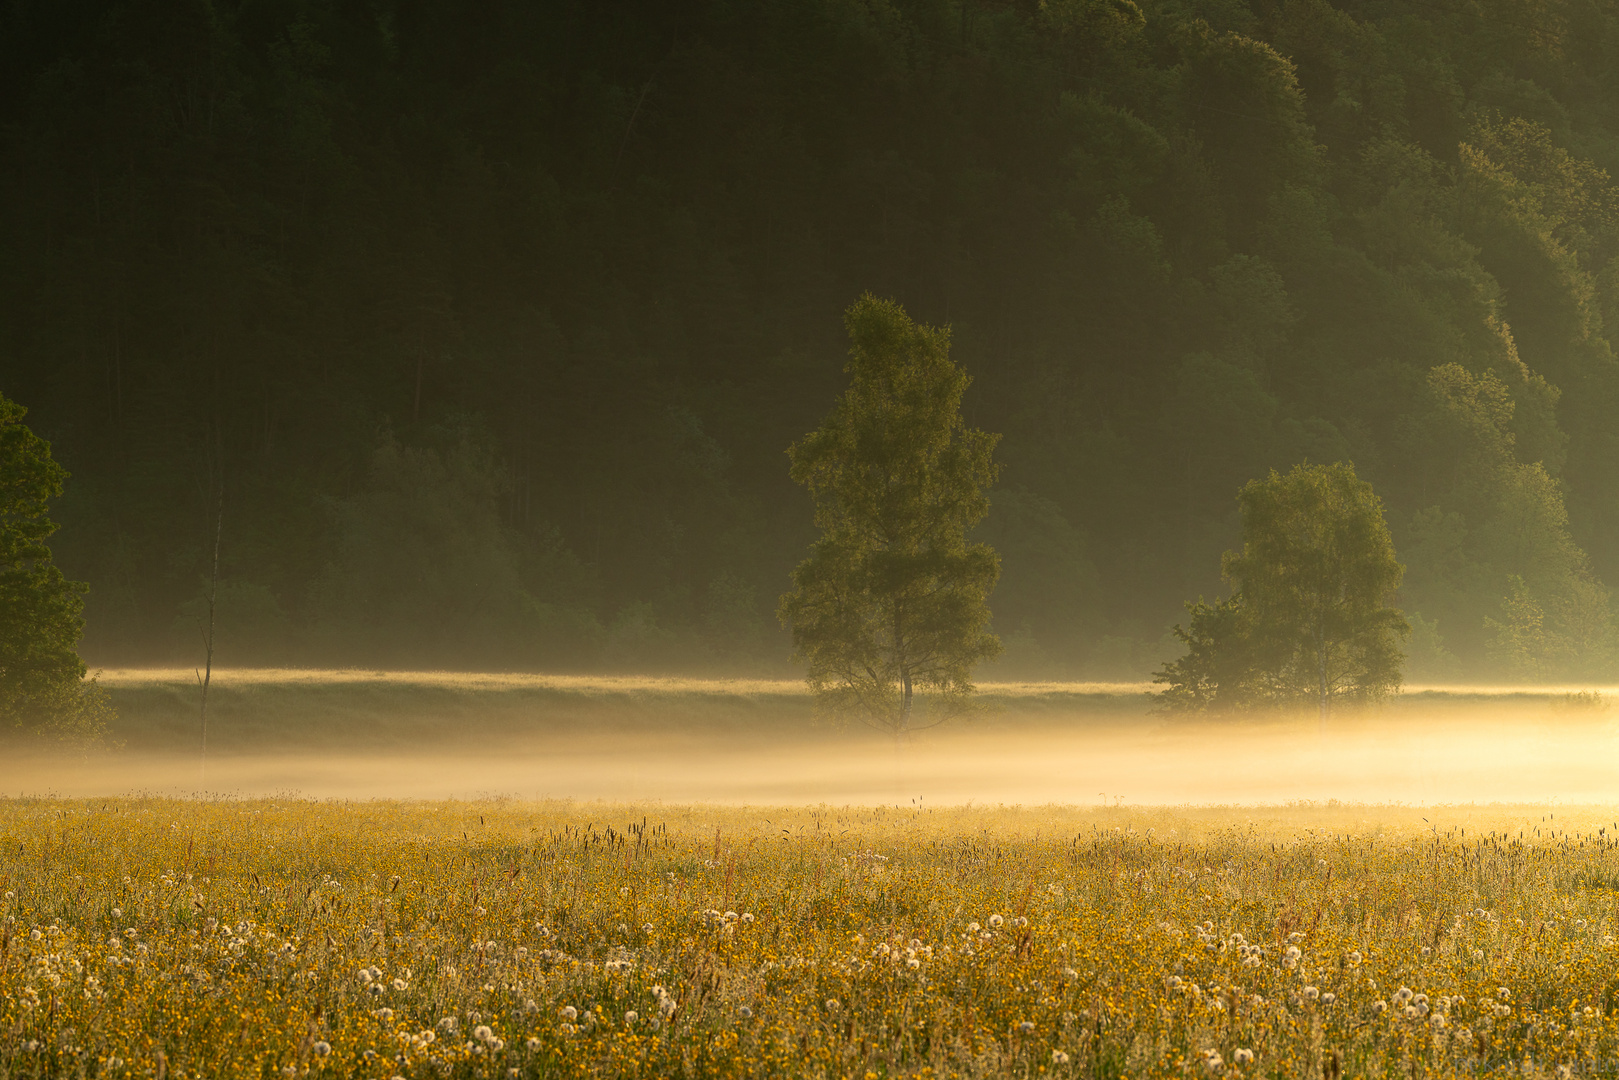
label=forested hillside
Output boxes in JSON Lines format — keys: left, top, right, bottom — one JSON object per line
{"left": 5, "top": 0, "right": 1619, "bottom": 678}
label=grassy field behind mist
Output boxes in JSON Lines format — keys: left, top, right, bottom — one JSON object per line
{"left": 95, "top": 670, "right": 1158, "bottom": 753}
{"left": 91, "top": 669, "right": 1619, "bottom": 754}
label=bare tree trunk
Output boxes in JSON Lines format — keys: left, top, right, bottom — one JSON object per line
{"left": 1317, "top": 622, "right": 1328, "bottom": 736}
{"left": 199, "top": 484, "right": 223, "bottom": 785}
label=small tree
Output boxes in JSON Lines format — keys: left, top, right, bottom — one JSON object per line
{"left": 0, "top": 393, "right": 114, "bottom": 743}
{"left": 1156, "top": 462, "right": 1408, "bottom": 725}
{"left": 779, "top": 295, "right": 1002, "bottom": 743}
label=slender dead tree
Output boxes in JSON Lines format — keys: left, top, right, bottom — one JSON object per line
{"left": 198, "top": 481, "right": 223, "bottom": 785}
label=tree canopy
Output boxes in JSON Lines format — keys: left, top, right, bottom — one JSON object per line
{"left": 1156, "top": 463, "right": 1408, "bottom": 718}
{"left": 0, "top": 394, "right": 112, "bottom": 741}
{"left": 3, "top": 0, "right": 1619, "bottom": 678}
{"left": 779, "top": 296, "right": 1000, "bottom": 737}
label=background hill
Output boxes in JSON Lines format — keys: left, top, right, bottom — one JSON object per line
{"left": 5, "top": 0, "right": 1619, "bottom": 679}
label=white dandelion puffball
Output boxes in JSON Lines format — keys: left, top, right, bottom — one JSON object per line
{"left": 989, "top": 914, "right": 1004, "bottom": 929}
{"left": 1052, "top": 1050, "right": 1071, "bottom": 1064}
{"left": 624, "top": 1010, "right": 639, "bottom": 1024}
{"left": 1233, "top": 1048, "right": 1254, "bottom": 1066}
{"left": 560, "top": 1006, "right": 577, "bottom": 1022}
{"left": 826, "top": 998, "right": 841, "bottom": 1010}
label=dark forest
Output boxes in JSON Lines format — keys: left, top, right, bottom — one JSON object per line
{"left": 5, "top": 0, "right": 1619, "bottom": 679}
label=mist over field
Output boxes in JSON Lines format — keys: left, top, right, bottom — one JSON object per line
{"left": 6, "top": 671, "right": 1617, "bottom": 808}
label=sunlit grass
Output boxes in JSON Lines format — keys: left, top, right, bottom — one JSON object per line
{"left": 5, "top": 798, "right": 1619, "bottom": 1078}
{"left": 93, "top": 669, "right": 1159, "bottom": 698}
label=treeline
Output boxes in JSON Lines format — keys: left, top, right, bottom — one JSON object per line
{"left": 4, "top": 0, "right": 1619, "bottom": 678}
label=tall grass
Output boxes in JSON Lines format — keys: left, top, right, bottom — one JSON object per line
{"left": 4, "top": 798, "right": 1619, "bottom": 1078}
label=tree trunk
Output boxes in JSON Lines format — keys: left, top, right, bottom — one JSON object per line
{"left": 1317, "top": 622, "right": 1328, "bottom": 735}
{"left": 200, "top": 484, "right": 223, "bottom": 784}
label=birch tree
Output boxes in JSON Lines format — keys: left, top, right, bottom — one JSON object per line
{"left": 779, "top": 295, "right": 1002, "bottom": 743}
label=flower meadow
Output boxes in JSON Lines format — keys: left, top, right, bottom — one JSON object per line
{"left": 4, "top": 799, "right": 1619, "bottom": 1079}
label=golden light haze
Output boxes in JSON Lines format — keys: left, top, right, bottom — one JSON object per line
{"left": 5, "top": 670, "right": 1619, "bottom": 807}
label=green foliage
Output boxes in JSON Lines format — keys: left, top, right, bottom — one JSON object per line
{"left": 779, "top": 296, "right": 1001, "bottom": 736}
{"left": 0, "top": 393, "right": 111, "bottom": 743}
{"left": 1401, "top": 363, "right": 1613, "bottom": 678}
{"left": 309, "top": 429, "right": 602, "bottom": 669}
{"left": 972, "top": 489, "right": 1099, "bottom": 674}
{"left": 7, "top": 0, "right": 1619, "bottom": 676}
{"left": 1157, "top": 463, "right": 1407, "bottom": 715}
{"left": 1153, "top": 597, "right": 1261, "bottom": 711}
